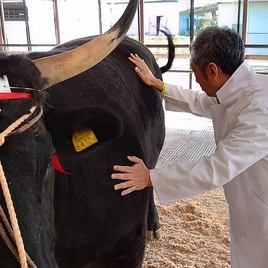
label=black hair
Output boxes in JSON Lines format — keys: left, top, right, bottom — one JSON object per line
{"left": 191, "top": 26, "right": 245, "bottom": 75}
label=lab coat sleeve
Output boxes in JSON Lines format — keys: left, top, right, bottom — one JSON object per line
{"left": 151, "top": 104, "right": 268, "bottom": 205}
{"left": 163, "top": 84, "right": 217, "bottom": 118}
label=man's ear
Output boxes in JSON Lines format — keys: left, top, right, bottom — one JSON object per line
{"left": 206, "top": 62, "right": 219, "bottom": 79}
{"left": 206, "top": 62, "right": 230, "bottom": 90}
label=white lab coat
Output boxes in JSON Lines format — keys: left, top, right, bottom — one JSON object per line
{"left": 150, "top": 62, "right": 268, "bottom": 268}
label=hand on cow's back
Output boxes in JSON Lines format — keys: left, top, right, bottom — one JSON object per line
{"left": 111, "top": 155, "right": 152, "bottom": 196}
{"left": 129, "top": 53, "right": 164, "bottom": 92}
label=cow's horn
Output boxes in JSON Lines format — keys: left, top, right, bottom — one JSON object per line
{"left": 33, "top": 0, "right": 138, "bottom": 88}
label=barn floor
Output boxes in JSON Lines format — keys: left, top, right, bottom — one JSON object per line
{"left": 143, "top": 111, "right": 230, "bottom": 268}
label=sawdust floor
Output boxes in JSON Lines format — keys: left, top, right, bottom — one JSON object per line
{"left": 143, "top": 188, "right": 230, "bottom": 268}
{"left": 143, "top": 113, "right": 230, "bottom": 267}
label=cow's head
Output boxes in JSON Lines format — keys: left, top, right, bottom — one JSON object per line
{"left": 0, "top": 0, "right": 138, "bottom": 267}
{"left": 0, "top": 53, "right": 57, "bottom": 267}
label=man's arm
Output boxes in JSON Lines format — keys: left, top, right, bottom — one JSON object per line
{"left": 129, "top": 53, "right": 217, "bottom": 118}
{"left": 112, "top": 104, "right": 268, "bottom": 201}
{"left": 163, "top": 84, "right": 216, "bottom": 118}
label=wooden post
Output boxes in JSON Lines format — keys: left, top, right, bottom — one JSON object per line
{"left": 98, "top": 0, "right": 102, "bottom": 34}
{"left": 0, "top": 0, "right": 6, "bottom": 51}
{"left": 53, "top": 0, "right": 61, "bottom": 44}
{"left": 138, "top": 0, "right": 144, "bottom": 44}
{"left": 242, "top": 0, "right": 248, "bottom": 43}
{"left": 22, "top": 0, "right": 31, "bottom": 51}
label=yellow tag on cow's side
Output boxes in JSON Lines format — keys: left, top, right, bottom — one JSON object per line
{"left": 72, "top": 128, "right": 98, "bottom": 152}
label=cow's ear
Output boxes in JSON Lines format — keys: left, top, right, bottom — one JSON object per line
{"left": 45, "top": 106, "right": 124, "bottom": 154}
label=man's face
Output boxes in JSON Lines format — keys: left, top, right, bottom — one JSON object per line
{"left": 191, "top": 63, "right": 218, "bottom": 97}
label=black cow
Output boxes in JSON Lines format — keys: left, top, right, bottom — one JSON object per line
{"left": 0, "top": 0, "right": 174, "bottom": 267}
{"left": 40, "top": 34, "right": 173, "bottom": 268}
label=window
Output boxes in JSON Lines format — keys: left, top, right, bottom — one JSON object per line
{"left": 4, "top": 1, "right": 27, "bottom": 21}
{"left": 1, "top": 0, "right": 268, "bottom": 76}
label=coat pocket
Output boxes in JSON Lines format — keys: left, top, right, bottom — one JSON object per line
{"left": 248, "top": 191, "right": 268, "bottom": 238}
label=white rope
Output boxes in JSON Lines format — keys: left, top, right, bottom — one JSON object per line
{"left": 0, "top": 106, "right": 37, "bottom": 146}
{"left": 0, "top": 106, "right": 38, "bottom": 268}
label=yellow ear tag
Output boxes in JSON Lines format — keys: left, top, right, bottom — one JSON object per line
{"left": 72, "top": 128, "right": 98, "bottom": 152}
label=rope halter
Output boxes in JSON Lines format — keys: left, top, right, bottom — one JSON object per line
{"left": 0, "top": 88, "right": 43, "bottom": 268}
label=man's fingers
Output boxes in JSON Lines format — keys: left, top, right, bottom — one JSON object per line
{"left": 113, "top": 180, "right": 136, "bottom": 196}
{"left": 134, "top": 67, "right": 145, "bottom": 78}
{"left": 127, "top": 155, "right": 143, "bottom": 164}
{"left": 121, "top": 186, "right": 136, "bottom": 196}
{"left": 131, "top": 59, "right": 145, "bottom": 69}
{"left": 134, "top": 53, "right": 142, "bottom": 59}
{"left": 130, "top": 61, "right": 144, "bottom": 73}
{"left": 128, "top": 56, "right": 136, "bottom": 63}
{"left": 111, "top": 172, "right": 131, "bottom": 180}
{"left": 113, "top": 164, "right": 131, "bottom": 172}
{"left": 114, "top": 181, "right": 131, "bottom": 190}
{"left": 129, "top": 53, "right": 140, "bottom": 63}
{"left": 129, "top": 53, "right": 146, "bottom": 68}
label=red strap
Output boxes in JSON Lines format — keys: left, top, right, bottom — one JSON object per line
{"left": 0, "top": 92, "right": 32, "bottom": 100}
{"left": 51, "top": 153, "right": 70, "bottom": 175}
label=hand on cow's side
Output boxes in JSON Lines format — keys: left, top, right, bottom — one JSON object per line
{"left": 111, "top": 156, "right": 152, "bottom": 196}
{"left": 128, "top": 53, "right": 164, "bottom": 92}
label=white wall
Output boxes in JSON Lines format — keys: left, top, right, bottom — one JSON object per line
{"left": 144, "top": 2, "right": 179, "bottom": 35}
{"left": 5, "top": 0, "right": 56, "bottom": 51}
{"left": 101, "top": 2, "right": 138, "bottom": 36}
{"left": 5, "top": 21, "right": 27, "bottom": 51}
{"left": 218, "top": 2, "right": 239, "bottom": 28}
{"left": 57, "top": 0, "right": 100, "bottom": 43}
{"left": 5, "top": 0, "right": 124, "bottom": 51}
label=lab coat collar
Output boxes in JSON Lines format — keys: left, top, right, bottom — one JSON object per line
{"left": 216, "top": 62, "right": 255, "bottom": 105}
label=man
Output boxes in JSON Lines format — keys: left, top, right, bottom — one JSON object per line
{"left": 111, "top": 26, "right": 268, "bottom": 268}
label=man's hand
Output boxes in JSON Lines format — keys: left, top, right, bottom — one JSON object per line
{"left": 128, "top": 53, "right": 163, "bottom": 91}
{"left": 111, "top": 156, "right": 152, "bottom": 196}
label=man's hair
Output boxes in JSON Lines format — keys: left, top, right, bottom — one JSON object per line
{"left": 191, "top": 26, "right": 245, "bottom": 75}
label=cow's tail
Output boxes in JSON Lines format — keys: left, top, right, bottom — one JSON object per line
{"left": 159, "top": 28, "right": 175, "bottom": 74}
